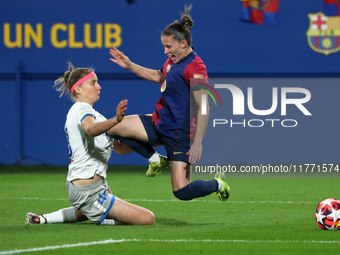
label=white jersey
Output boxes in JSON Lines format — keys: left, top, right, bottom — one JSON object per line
{"left": 65, "top": 102, "right": 113, "bottom": 181}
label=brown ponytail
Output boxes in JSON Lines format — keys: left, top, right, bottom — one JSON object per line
{"left": 54, "top": 62, "right": 94, "bottom": 102}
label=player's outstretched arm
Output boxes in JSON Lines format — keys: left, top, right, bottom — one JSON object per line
{"left": 81, "top": 99, "right": 128, "bottom": 137}
{"left": 109, "top": 47, "right": 132, "bottom": 69}
{"left": 109, "top": 47, "right": 164, "bottom": 84}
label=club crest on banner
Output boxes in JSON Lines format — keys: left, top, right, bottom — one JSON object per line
{"left": 306, "top": 12, "right": 340, "bottom": 55}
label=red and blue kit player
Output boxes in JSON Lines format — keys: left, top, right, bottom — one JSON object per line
{"left": 147, "top": 50, "right": 208, "bottom": 163}
{"left": 108, "top": 5, "right": 230, "bottom": 203}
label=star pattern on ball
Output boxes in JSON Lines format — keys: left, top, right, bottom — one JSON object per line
{"left": 315, "top": 198, "right": 340, "bottom": 230}
{"left": 316, "top": 208, "right": 326, "bottom": 223}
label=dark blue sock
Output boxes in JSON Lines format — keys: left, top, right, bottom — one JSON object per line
{"left": 109, "top": 134, "right": 155, "bottom": 159}
{"left": 173, "top": 180, "right": 219, "bottom": 201}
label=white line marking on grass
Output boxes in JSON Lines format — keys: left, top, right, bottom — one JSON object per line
{"left": 0, "top": 239, "right": 129, "bottom": 255}
{"left": 0, "top": 197, "right": 316, "bottom": 204}
{"left": 1, "top": 239, "right": 340, "bottom": 254}
{"left": 124, "top": 199, "right": 316, "bottom": 204}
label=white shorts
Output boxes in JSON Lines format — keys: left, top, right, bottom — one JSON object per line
{"left": 66, "top": 179, "right": 115, "bottom": 224}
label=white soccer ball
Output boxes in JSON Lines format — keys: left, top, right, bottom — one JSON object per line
{"left": 315, "top": 198, "right": 340, "bottom": 230}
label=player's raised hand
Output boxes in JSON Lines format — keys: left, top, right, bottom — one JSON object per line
{"left": 116, "top": 99, "right": 128, "bottom": 123}
{"left": 109, "top": 47, "right": 132, "bottom": 69}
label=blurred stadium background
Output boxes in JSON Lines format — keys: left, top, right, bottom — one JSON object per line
{"left": 1, "top": 2, "right": 340, "bottom": 254}
{"left": 1, "top": 0, "right": 339, "bottom": 166}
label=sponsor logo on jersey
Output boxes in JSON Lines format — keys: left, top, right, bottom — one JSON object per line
{"left": 194, "top": 74, "right": 204, "bottom": 78}
{"left": 166, "top": 64, "right": 171, "bottom": 73}
{"left": 80, "top": 105, "right": 91, "bottom": 111}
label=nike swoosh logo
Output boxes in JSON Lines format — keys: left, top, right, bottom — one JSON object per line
{"left": 173, "top": 151, "right": 183, "bottom": 154}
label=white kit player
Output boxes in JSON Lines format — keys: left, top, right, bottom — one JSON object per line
{"left": 26, "top": 63, "right": 155, "bottom": 226}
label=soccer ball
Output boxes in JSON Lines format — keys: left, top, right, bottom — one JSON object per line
{"left": 315, "top": 198, "right": 340, "bottom": 230}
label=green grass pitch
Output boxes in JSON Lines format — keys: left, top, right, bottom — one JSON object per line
{"left": 0, "top": 165, "right": 339, "bottom": 255}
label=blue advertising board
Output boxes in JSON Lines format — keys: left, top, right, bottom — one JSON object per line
{"left": 1, "top": 0, "right": 339, "bottom": 165}
{"left": 1, "top": 0, "right": 339, "bottom": 75}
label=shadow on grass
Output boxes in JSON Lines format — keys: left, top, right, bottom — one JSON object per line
{"left": 156, "top": 218, "right": 189, "bottom": 225}
{"left": 156, "top": 218, "right": 218, "bottom": 226}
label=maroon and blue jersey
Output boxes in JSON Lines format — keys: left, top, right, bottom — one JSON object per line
{"left": 152, "top": 51, "right": 208, "bottom": 140}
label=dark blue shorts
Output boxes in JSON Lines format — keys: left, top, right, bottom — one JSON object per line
{"left": 139, "top": 114, "right": 190, "bottom": 163}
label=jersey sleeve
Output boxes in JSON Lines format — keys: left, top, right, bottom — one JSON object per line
{"left": 184, "top": 56, "right": 209, "bottom": 90}
{"left": 76, "top": 103, "right": 96, "bottom": 125}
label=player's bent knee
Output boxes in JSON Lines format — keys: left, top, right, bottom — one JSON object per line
{"left": 142, "top": 210, "right": 155, "bottom": 225}
{"left": 173, "top": 188, "right": 192, "bottom": 201}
